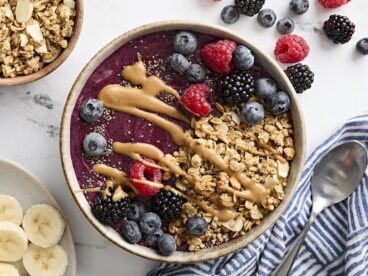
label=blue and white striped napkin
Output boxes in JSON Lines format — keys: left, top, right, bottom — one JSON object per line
{"left": 148, "top": 113, "right": 368, "bottom": 276}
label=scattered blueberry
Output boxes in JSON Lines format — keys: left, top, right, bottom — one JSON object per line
{"left": 257, "top": 9, "right": 277, "bottom": 28}
{"left": 169, "top": 53, "right": 190, "bottom": 73}
{"left": 255, "top": 78, "right": 277, "bottom": 99}
{"left": 221, "top": 5, "right": 240, "bottom": 25}
{"left": 173, "top": 31, "right": 197, "bottom": 56}
{"left": 265, "top": 91, "right": 291, "bottom": 115}
{"left": 79, "top": 99, "right": 104, "bottom": 123}
{"left": 158, "top": 234, "right": 176, "bottom": 256}
{"left": 277, "top": 18, "right": 295, "bottom": 35}
{"left": 143, "top": 229, "right": 164, "bottom": 248}
{"left": 139, "top": 212, "right": 162, "bottom": 235}
{"left": 241, "top": 102, "right": 265, "bottom": 125}
{"left": 356, "top": 38, "right": 368, "bottom": 55}
{"left": 127, "top": 202, "right": 146, "bottom": 222}
{"left": 185, "top": 64, "right": 206, "bottom": 83}
{"left": 121, "top": 221, "right": 142, "bottom": 244}
{"left": 290, "top": 0, "right": 309, "bottom": 15}
{"left": 185, "top": 216, "right": 208, "bottom": 237}
{"left": 83, "top": 132, "right": 107, "bottom": 157}
{"left": 233, "top": 45, "right": 255, "bottom": 71}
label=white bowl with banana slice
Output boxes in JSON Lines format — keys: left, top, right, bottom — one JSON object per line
{"left": 0, "top": 157, "right": 76, "bottom": 276}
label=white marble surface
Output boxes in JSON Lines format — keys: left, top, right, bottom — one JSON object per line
{"left": 1, "top": 0, "right": 368, "bottom": 275}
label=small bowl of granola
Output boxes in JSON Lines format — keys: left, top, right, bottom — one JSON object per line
{"left": 60, "top": 21, "right": 306, "bottom": 263}
{"left": 0, "top": 0, "right": 83, "bottom": 86}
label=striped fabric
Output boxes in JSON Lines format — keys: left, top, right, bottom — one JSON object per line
{"left": 148, "top": 113, "right": 368, "bottom": 276}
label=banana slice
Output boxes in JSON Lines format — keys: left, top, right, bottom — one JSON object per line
{"left": 0, "top": 222, "right": 28, "bottom": 262}
{"left": 0, "top": 195, "right": 23, "bottom": 225}
{"left": 22, "top": 204, "right": 65, "bottom": 248}
{"left": 0, "top": 263, "right": 20, "bottom": 276}
{"left": 23, "top": 244, "right": 68, "bottom": 276}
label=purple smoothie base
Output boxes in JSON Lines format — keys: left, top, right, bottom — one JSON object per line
{"left": 70, "top": 30, "right": 270, "bottom": 251}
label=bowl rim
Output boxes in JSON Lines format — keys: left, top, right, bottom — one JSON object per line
{"left": 0, "top": 0, "right": 84, "bottom": 86}
{"left": 60, "top": 20, "right": 306, "bottom": 263}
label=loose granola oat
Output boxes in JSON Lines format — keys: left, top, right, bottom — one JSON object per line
{"left": 0, "top": 0, "right": 76, "bottom": 77}
{"left": 164, "top": 107, "right": 295, "bottom": 251}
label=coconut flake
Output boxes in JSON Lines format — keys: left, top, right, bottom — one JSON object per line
{"left": 19, "top": 34, "right": 28, "bottom": 47}
{"left": 16, "top": 0, "right": 33, "bottom": 23}
{"left": 26, "top": 23, "right": 44, "bottom": 43}
{"left": 277, "top": 161, "right": 290, "bottom": 178}
{"left": 35, "top": 40, "right": 48, "bottom": 54}
{"left": 63, "top": 0, "right": 76, "bottom": 9}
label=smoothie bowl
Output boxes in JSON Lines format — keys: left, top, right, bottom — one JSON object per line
{"left": 60, "top": 21, "right": 306, "bottom": 263}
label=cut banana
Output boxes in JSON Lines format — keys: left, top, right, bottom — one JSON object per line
{"left": 0, "top": 195, "right": 23, "bottom": 225}
{"left": 0, "top": 263, "right": 20, "bottom": 276}
{"left": 22, "top": 204, "right": 65, "bottom": 248}
{"left": 23, "top": 244, "right": 68, "bottom": 276}
{"left": 0, "top": 222, "right": 28, "bottom": 262}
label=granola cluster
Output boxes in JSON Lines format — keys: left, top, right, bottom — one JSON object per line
{"left": 0, "top": 0, "right": 76, "bottom": 77}
{"left": 164, "top": 104, "right": 295, "bottom": 251}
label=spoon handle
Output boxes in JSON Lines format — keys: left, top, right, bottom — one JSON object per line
{"left": 271, "top": 211, "right": 318, "bottom": 276}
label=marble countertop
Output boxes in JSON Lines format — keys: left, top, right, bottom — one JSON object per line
{"left": 1, "top": 0, "right": 367, "bottom": 275}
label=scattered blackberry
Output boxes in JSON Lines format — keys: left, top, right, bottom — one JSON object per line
{"left": 235, "top": 0, "right": 265, "bottom": 17}
{"left": 285, "top": 63, "right": 314, "bottom": 94}
{"left": 323, "top": 15, "right": 355, "bottom": 44}
{"left": 152, "top": 190, "right": 186, "bottom": 222}
{"left": 218, "top": 71, "right": 255, "bottom": 106}
{"left": 91, "top": 189, "right": 131, "bottom": 225}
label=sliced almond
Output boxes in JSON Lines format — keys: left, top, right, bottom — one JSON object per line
{"left": 4, "top": 6, "right": 14, "bottom": 20}
{"left": 26, "top": 23, "right": 44, "bottom": 43}
{"left": 231, "top": 111, "right": 241, "bottom": 125}
{"left": 19, "top": 34, "right": 28, "bottom": 47}
{"left": 250, "top": 205, "right": 263, "bottom": 220}
{"left": 16, "top": 0, "right": 34, "bottom": 23}
{"left": 264, "top": 175, "right": 279, "bottom": 189}
{"left": 222, "top": 216, "right": 243, "bottom": 232}
{"left": 277, "top": 161, "right": 289, "bottom": 178}
{"left": 63, "top": 0, "right": 76, "bottom": 9}
{"left": 35, "top": 40, "right": 48, "bottom": 54}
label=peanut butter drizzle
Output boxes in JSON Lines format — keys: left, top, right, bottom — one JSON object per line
{"left": 131, "top": 179, "right": 164, "bottom": 189}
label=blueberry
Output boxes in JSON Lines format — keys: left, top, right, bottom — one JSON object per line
{"left": 265, "top": 91, "right": 291, "bottom": 115}
{"left": 83, "top": 132, "right": 107, "bottom": 157}
{"left": 221, "top": 5, "right": 240, "bottom": 25}
{"left": 121, "top": 221, "right": 142, "bottom": 244}
{"left": 143, "top": 229, "right": 163, "bottom": 248}
{"left": 139, "top": 212, "right": 161, "bottom": 235}
{"left": 185, "top": 216, "right": 208, "bottom": 237}
{"left": 277, "top": 18, "right": 295, "bottom": 35}
{"left": 233, "top": 45, "right": 254, "bottom": 71}
{"left": 169, "top": 53, "right": 190, "bottom": 73}
{"left": 356, "top": 38, "right": 368, "bottom": 55}
{"left": 241, "top": 102, "right": 265, "bottom": 125}
{"left": 79, "top": 99, "right": 104, "bottom": 123}
{"left": 255, "top": 78, "right": 277, "bottom": 99}
{"left": 127, "top": 202, "right": 146, "bottom": 222}
{"left": 290, "top": 0, "right": 309, "bottom": 15}
{"left": 185, "top": 64, "right": 206, "bottom": 83}
{"left": 173, "top": 31, "right": 197, "bottom": 56}
{"left": 158, "top": 234, "right": 176, "bottom": 256}
{"left": 257, "top": 9, "right": 277, "bottom": 28}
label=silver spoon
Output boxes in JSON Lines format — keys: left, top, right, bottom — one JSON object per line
{"left": 272, "top": 141, "right": 367, "bottom": 276}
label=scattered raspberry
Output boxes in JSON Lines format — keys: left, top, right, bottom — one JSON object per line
{"left": 181, "top": 84, "right": 212, "bottom": 117}
{"left": 319, "top": 0, "right": 351, "bottom": 9}
{"left": 130, "top": 159, "right": 163, "bottom": 197}
{"left": 200, "top": 39, "right": 237, "bottom": 75}
{"left": 274, "top": 35, "right": 310, "bottom": 64}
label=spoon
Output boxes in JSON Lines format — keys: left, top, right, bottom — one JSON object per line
{"left": 272, "top": 141, "right": 367, "bottom": 276}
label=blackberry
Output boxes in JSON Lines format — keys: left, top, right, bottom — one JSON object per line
{"left": 91, "top": 190, "right": 131, "bottom": 225}
{"left": 323, "top": 15, "right": 355, "bottom": 44}
{"left": 285, "top": 63, "right": 314, "bottom": 94}
{"left": 152, "top": 190, "right": 186, "bottom": 222}
{"left": 235, "top": 0, "right": 265, "bottom": 17}
{"left": 218, "top": 71, "right": 255, "bottom": 106}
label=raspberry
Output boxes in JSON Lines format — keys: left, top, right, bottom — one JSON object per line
{"left": 181, "top": 84, "right": 212, "bottom": 117}
{"left": 319, "top": 0, "right": 351, "bottom": 9}
{"left": 274, "top": 35, "right": 310, "bottom": 64}
{"left": 200, "top": 39, "right": 237, "bottom": 75}
{"left": 130, "top": 159, "right": 163, "bottom": 197}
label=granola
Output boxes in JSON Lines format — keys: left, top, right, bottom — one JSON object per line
{"left": 0, "top": 0, "right": 76, "bottom": 77}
